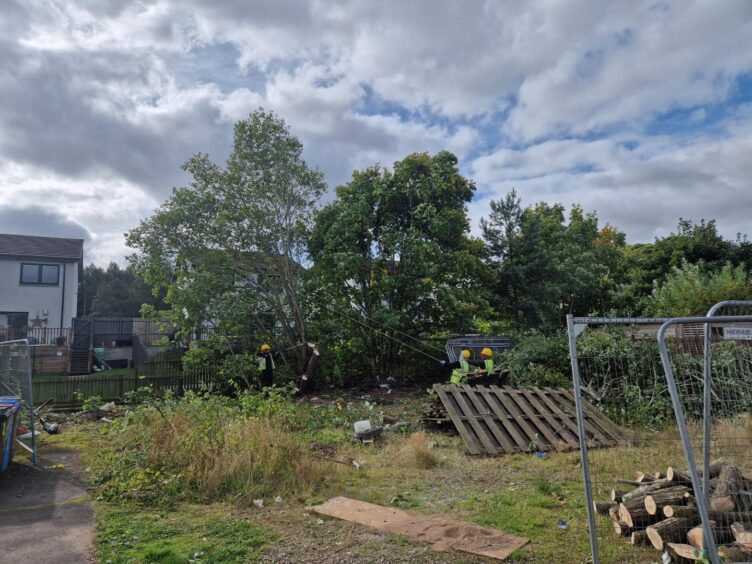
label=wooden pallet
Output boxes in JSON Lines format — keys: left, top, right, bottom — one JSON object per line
{"left": 432, "top": 384, "right": 625, "bottom": 455}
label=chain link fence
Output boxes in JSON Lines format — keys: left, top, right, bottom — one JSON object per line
{"left": 0, "top": 339, "right": 37, "bottom": 465}
{"left": 569, "top": 306, "right": 752, "bottom": 563}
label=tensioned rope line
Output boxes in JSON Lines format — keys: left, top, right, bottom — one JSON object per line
{"left": 317, "top": 301, "right": 447, "bottom": 364}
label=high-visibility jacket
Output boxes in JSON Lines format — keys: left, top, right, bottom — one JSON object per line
{"left": 258, "top": 354, "right": 275, "bottom": 372}
{"left": 450, "top": 357, "right": 471, "bottom": 385}
{"left": 484, "top": 359, "right": 494, "bottom": 373}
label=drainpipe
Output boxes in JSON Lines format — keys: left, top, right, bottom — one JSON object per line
{"left": 60, "top": 262, "right": 66, "bottom": 330}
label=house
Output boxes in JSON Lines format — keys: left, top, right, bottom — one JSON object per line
{"left": 0, "top": 234, "right": 83, "bottom": 341}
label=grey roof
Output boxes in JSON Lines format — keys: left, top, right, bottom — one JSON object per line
{"left": 0, "top": 233, "right": 84, "bottom": 260}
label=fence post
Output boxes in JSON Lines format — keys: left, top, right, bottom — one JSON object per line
{"left": 566, "top": 314, "right": 599, "bottom": 564}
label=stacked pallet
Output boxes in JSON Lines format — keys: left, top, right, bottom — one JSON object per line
{"left": 595, "top": 463, "right": 752, "bottom": 562}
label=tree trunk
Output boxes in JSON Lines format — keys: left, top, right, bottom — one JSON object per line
{"left": 613, "top": 520, "right": 632, "bottom": 537}
{"left": 667, "top": 462, "right": 725, "bottom": 485}
{"left": 636, "top": 472, "right": 658, "bottom": 483}
{"left": 666, "top": 542, "right": 702, "bottom": 562}
{"left": 619, "top": 502, "right": 660, "bottom": 529}
{"left": 731, "top": 521, "right": 752, "bottom": 546}
{"left": 710, "top": 466, "right": 752, "bottom": 513}
{"left": 644, "top": 486, "right": 691, "bottom": 515}
{"left": 710, "top": 510, "right": 752, "bottom": 527}
{"left": 610, "top": 489, "right": 626, "bottom": 502}
{"left": 646, "top": 517, "right": 692, "bottom": 551}
{"left": 721, "top": 545, "right": 752, "bottom": 563}
{"left": 630, "top": 530, "right": 650, "bottom": 546}
{"left": 664, "top": 505, "right": 698, "bottom": 520}
{"left": 686, "top": 521, "right": 733, "bottom": 550}
{"left": 594, "top": 501, "right": 617, "bottom": 516}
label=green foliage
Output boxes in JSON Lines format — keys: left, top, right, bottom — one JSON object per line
{"left": 308, "top": 151, "right": 487, "bottom": 380}
{"left": 504, "top": 331, "right": 571, "bottom": 387}
{"left": 89, "top": 392, "right": 332, "bottom": 505}
{"left": 482, "top": 191, "right": 626, "bottom": 329}
{"left": 127, "top": 108, "right": 325, "bottom": 373}
{"left": 74, "top": 391, "right": 103, "bottom": 412}
{"left": 648, "top": 260, "right": 752, "bottom": 316}
{"left": 78, "top": 262, "right": 165, "bottom": 317}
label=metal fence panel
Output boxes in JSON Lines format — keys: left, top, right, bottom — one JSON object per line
{"left": 0, "top": 339, "right": 36, "bottom": 465}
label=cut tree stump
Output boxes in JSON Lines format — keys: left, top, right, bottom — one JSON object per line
{"left": 646, "top": 517, "right": 692, "bottom": 551}
{"left": 644, "top": 486, "right": 691, "bottom": 515}
{"left": 630, "top": 530, "right": 650, "bottom": 547}
{"left": 664, "top": 505, "right": 698, "bottom": 520}
{"left": 610, "top": 489, "right": 626, "bottom": 502}
{"left": 731, "top": 521, "right": 752, "bottom": 546}
{"left": 710, "top": 466, "right": 752, "bottom": 513}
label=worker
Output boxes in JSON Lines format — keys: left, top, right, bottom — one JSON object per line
{"left": 480, "top": 348, "right": 494, "bottom": 373}
{"left": 450, "top": 349, "right": 472, "bottom": 385}
{"left": 256, "top": 343, "right": 275, "bottom": 387}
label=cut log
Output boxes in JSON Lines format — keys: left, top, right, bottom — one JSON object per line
{"left": 710, "top": 510, "right": 752, "bottom": 527}
{"left": 687, "top": 521, "right": 733, "bottom": 550}
{"left": 731, "top": 521, "right": 752, "bottom": 546}
{"left": 594, "top": 500, "right": 617, "bottom": 516}
{"left": 664, "top": 505, "right": 698, "bottom": 520}
{"left": 608, "top": 505, "right": 620, "bottom": 522}
{"left": 636, "top": 471, "right": 658, "bottom": 483}
{"left": 645, "top": 486, "right": 691, "bottom": 515}
{"left": 630, "top": 530, "right": 650, "bottom": 546}
{"left": 666, "top": 542, "right": 703, "bottom": 562}
{"left": 710, "top": 466, "right": 752, "bottom": 513}
{"left": 612, "top": 520, "right": 632, "bottom": 537}
{"left": 610, "top": 488, "right": 626, "bottom": 502}
{"left": 619, "top": 502, "right": 660, "bottom": 529}
{"left": 646, "top": 517, "right": 692, "bottom": 551}
{"left": 622, "top": 483, "right": 662, "bottom": 503}
{"left": 720, "top": 544, "right": 752, "bottom": 562}
{"left": 667, "top": 462, "right": 725, "bottom": 484}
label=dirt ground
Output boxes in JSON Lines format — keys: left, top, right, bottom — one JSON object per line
{"left": 0, "top": 449, "right": 95, "bottom": 563}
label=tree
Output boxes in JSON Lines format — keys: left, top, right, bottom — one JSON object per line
{"left": 648, "top": 261, "right": 752, "bottom": 316}
{"left": 77, "top": 263, "right": 162, "bottom": 317}
{"left": 308, "top": 151, "right": 487, "bottom": 380}
{"left": 127, "top": 109, "right": 326, "bottom": 373}
{"left": 481, "top": 192, "right": 626, "bottom": 329}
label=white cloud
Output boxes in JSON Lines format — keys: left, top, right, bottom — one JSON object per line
{"left": 1, "top": 0, "right": 751, "bottom": 265}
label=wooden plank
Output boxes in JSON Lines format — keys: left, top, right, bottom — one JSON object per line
{"left": 532, "top": 386, "right": 585, "bottom": 444}
{"left": 489, "top": 385, "right": 542, "bottom": 451}
{"left": 557, "top": 387, "right": 624, "bottom": 440}
{"left": 539, "top": 386, "right": 612, "bottom": 445}
{"left": 476, "top": 386, "right": 529, "bottom": 451}
{"left": 462, "top": 385, "right": 516, "bottom": 453}
{"left": 449, "top": 386, "right": 499, "bottom": 454}
{"left": 510, "top": 389, "right": 572, "bottom": 448}
{"left": 434, "top": 385, "right": 483, "bottom": 455}
{"left": 516, "top": 388, "right": 579, "bottom": 448}
{"left": 501, "top": 386, "right": 564, "bottom": 449}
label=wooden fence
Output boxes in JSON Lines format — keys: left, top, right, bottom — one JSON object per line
{"left": 33, "top": 364, "right": 221, "bottom": 409}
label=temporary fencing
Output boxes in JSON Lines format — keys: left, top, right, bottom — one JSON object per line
{"left": 568, "top": 304, "right": 752, "bottom": 563}
{"left": 0, "top": 339, "right": 37, "bottom": 465}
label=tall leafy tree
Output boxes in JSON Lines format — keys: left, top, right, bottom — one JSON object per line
{"left": 127, "top": 109, "right": 325, "bottom": 370}
{"left": 481, "top": 192, "right": 625, "bottom": 329}
{"left": 77, "top": 263, "right": 162, "bottom": 317}
{"left": 308, "top": 151, "right": 486, "bottom": 379}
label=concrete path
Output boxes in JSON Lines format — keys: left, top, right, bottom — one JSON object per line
{"left": 0, "top": 449, "right": 95, "bottom": 563}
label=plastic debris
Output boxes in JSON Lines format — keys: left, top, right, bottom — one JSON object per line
{"left": 535, "top": 451, "right": 547, "bottom": 458}
{"left": 557, "top": 520, "right": 568, "bottom": 531}
{"left": 274, "top": 496, "right": 283, "bottom": 504}
{"left": 253, "top": 499, "right": 264, "bottom": 508}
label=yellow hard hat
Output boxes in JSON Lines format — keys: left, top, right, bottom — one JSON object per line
{"left": 481, "top": 348, "right": 493, "bottom": 358}
{"left": 461, "top": 349, "right": 471, "bottom": 359}
{"left": 261, "top": 343, "right": 271, "bottom": 352}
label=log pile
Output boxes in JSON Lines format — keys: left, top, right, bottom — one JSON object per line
{"left": 595, "top": 463, "right": 752, "bottom": 561}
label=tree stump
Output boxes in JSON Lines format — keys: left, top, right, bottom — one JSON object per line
{"left": 646, "top": 517, "right": 692, "bottom": 551}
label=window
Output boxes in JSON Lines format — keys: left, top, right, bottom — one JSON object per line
{"left": 20, "top": 263, "right": 59, "bottom": 285}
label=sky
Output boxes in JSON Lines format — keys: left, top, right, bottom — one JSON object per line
{"left": 1, "top": 1, "right": 751, "bottom": 265}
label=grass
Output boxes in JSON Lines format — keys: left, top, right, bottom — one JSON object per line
{"left": 96, "top": 503, "right": 273, "bottom": 563}
{"left": 40, "top": 389, "right": 730, "bottom": 563}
